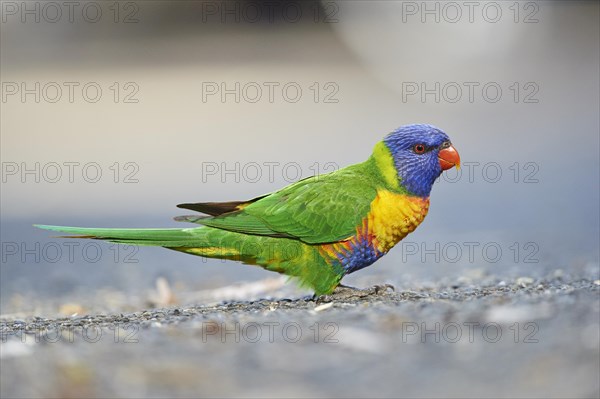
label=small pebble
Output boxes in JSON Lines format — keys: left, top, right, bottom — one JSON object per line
{"left": 314, "top": 303, "right": 334, "bottom": 312}
{"left": 516, "top": 277, "right": 534, "bottom": 287}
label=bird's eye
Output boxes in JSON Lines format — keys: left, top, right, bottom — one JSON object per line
{"left": 413, "top": 144, "right": 426, "bottom": 154}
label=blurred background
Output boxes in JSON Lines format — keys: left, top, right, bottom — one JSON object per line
{"left": 1, "top": 0, "right": 599, "bottom": 397}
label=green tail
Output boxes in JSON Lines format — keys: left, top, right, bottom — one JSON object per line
{"left": 34, "top": 224, "right": 344, "bottom": 294}
{"left": 34, "top": 224, "right": 203, "bottom": 247}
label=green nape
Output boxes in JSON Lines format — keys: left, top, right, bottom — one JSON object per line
{"left": 366, "top": 141, "right": 412, "bottom": 194}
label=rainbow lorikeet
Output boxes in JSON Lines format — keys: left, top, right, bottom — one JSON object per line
{"left": 36, "top": 124, "right": 460, "bottom": 295}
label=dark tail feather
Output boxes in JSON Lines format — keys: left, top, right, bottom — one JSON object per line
{"left": 176, "top": 195, "right": 267, "bottom": 216}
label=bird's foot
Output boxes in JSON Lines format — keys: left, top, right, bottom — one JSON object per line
{"left": 316, "top": 283, "right": 395, "bottom": 302}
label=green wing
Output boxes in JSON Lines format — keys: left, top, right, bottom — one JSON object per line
{"left": 177, "top": 164, "right": 377, "bottom": 244}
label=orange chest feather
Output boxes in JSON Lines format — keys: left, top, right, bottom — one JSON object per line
{"left": 367, "top": 191, "right": 430, "bottom": 252}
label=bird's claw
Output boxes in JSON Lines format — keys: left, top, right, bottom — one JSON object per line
{"left": 369, "top": 283, "right": 396, "bottom": 294}
{"left": 316, "top": 283, "right": 395, "bottom": 302}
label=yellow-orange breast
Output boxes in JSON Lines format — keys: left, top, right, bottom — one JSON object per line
{"left": 367, "top": 190, "right": 430, "bottom": 253}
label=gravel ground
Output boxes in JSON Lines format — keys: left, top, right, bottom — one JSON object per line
{"left": 1, "top": 275, "right": 599, "bottom": 398}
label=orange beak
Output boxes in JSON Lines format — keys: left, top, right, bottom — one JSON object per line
{"left": 438, "top": 145, "right": 460, "bottom": 171}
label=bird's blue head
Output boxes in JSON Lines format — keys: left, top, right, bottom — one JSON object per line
{"left": 383, "top": 124, "right": 460, "bottom": 197}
